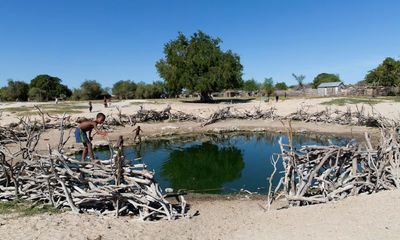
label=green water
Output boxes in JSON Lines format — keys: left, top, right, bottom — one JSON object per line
{"left": 76, "top": 132, "right": 351, "bottom": 194}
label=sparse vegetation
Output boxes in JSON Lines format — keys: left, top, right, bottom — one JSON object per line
{"left": 321, "top": 97, "right": 381, "bottom": 106}
{"left": 0, "top": 200, "right": 62, "bottom": 217}
{"left": 2, "top": 103, "right": 86, "bottom": 115}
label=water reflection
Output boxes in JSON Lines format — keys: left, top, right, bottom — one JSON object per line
{"left": 76, "top": 132, "right": 352, "bottom": 194}
{"left": 161, "top": 142, "right": 244, "bottom": 193}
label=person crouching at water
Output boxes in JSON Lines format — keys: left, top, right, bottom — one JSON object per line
{"left": 132, "top": 125, "right": 143, "bottom": 143}
{"left": 75, "top": 113, "right": 107, "bottom": 161}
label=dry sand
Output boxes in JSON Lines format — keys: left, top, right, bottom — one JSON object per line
{"left": 1, "top": 97, "right": 400, "bottom": 239}
{"left": 1, "top": 190, "right": 400, "bottom": 240}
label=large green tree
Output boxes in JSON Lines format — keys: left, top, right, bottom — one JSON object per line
{"left": 79, "top": 80, "right": 105, "bottom": 100}
{"left": 30, "top": 74, "right": 71, "bottom": 101}
{"left": 112, "top": 80, "right": 137, "bottom": 99}
{"left": 134, "top": 81, "right": 165, "bottom": 99}
{"left": 242, "top": 79, "right": 260, "bottom": 91}
{"left": 156, "top": 31, "right": 243, "bottom": 102}
{"left": 365, "top": 57, "right": 400, "bottom": 86}
{"left": 1, "top": 80, "right": 29, "bottom": 101}
{"left": 312, "top": 73, "right": 341, "bottom": 88}
{"left": 263, "top": 77, "right": 274, "bottom": 96}
{"left": 275, "top": 82, "right": 288, "bottom": 90}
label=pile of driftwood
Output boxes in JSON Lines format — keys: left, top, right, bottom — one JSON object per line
{"left": 268, "top": 122, "right": 400, "bottom": 207}
{"left": 0, "top": 119, "right": 188, "bottom": 220}
{"left": 285, "top": 105, "right": 380, "bottom": 127}
{"left": 106, "top": 105, "right": 200, "bottom": 126}
{"left": 202, "top": 106, "right": 277, "bottom": 127}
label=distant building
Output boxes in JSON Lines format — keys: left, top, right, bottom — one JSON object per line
{"left": 317, "top": 82, "right": 345, "bottom": 96}
{"left": 223, "top": 90, "right": 241, "bottom": 97}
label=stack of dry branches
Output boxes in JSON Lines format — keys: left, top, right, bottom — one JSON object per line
{"left": 268, "top": 122, "right": 400, "bottom": 207}
{"left": 0, "top": 118, "right": 188, "bottom": 220}
{"left": 285, "top": 105, "right": 380, "bottom": 127}
{"left": 105, "top": 105, "right": 201, "bottom": 126}
{"left": 202, "top": 106, "right": 277, "bottom": 127}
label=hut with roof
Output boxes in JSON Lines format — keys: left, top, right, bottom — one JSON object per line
{"left": 317, "top": 82, "right": 345, "bottom": 96}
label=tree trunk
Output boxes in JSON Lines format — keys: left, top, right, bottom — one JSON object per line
{"left": 199, "top": 92, "right": 213, "bottom": 103}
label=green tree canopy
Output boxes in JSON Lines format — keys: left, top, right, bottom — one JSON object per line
{"left": 275, "top": 82, "right": 288, "bottom": 90}
{"left": 30, "top": 74, "right": 71, "bottom": 101}
{"left": 312, "top": 73, "right": 341, "bottom": 88}
{"left": 28, "top": 87, "right": 47, "bottom": 101}
{"left": 263, "top": 77, "right": 274, "bottom": 96}
{"left": 112, "top": 80, "right": 137, "bottom": 99}
{"left": 135, "top": 81, "right": 165, "bottom": 99}
{"left": 242, "top": 79, "right": 260, "bottom": 91}
{"left": 1, "top": 80, "right": 29, "bottom": 101}
{"left": 156, "top": 31, "right": 243, "bottom": 102}
{"left": 79, "top": 80, "right": 105, "bottom": 100}
{"left": 365, "top": 57, "right": 400, "bottom": 87}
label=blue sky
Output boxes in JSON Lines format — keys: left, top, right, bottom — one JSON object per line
{"left": 0, "top": 0, "right": 399, "bottom": 88}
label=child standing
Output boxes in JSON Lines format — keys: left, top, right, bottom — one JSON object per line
{"left": 75, "top": 113, "right": 107, "bottom": 161}
{"left": 132, "top": 126, "right": 143, "bottom": 143}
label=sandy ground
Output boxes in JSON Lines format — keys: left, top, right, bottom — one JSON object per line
{"left": 1, "top": 97, "right": 400, "bottom": 239}
{"left": 1, "top": 97, "right": 400, "bottom": 126}
{"left": 1, "top": 190, "right": 400, "bottom": 240}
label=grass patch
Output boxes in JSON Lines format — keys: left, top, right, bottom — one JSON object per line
{"left": 2, "top": 103, "right": 86, "bottom": 116}
{"left": 2, "top": 107, "right": 33, "bottom": 113}
{"left": 376, "top": 96, "right": 400, "bottom": 102}
{"left": 0, "top": 200, "right": 62, "bottom": 217}
{"left": 321, "top": 98, "right": 381, "bottom": 106}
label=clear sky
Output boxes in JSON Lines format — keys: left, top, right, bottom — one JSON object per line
{"left": 0, "top": 0, "right": 399, "bottom": 88}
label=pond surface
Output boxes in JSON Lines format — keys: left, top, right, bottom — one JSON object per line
{"left": 76, "top": 133, "right": 352, "bottom": 194}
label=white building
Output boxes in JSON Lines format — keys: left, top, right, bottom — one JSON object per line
{"left": 317, "top": 82, "right": 345, "bottom": 96}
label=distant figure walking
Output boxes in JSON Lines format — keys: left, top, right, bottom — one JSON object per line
{"left": 284, "top": 92, "right": 287, "bottom": 99}
{"left": 275, "top": 95, "right": 279, "bottom": 102}
{"left": 132, "top": 126, "right": 143, "bottom": 143}
{"left": 103, "top": 97, "right": 108, "bottom": 108}
{"left": 55, "top": 98, "right": 59, "bottom": 104}
{"left": 108, "top": 98, "right": 112, "bottom": 107}
{"left": 89, "top": 101, "right": 93, "bottom": 112}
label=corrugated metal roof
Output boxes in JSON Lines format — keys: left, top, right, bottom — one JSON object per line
{"left": 318, "top": 82, "right": 344, "bottom": 88}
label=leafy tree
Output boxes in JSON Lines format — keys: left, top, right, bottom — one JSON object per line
{"left": 292, "top": 73, "right": 306, "bottom": 89}
{"left": 0, "top": 87, "right": 6, "bottom": 101}
{"left": 30, "top": 74, "right": 71, "bottom": 101}
{"left": 28, "top": 87, "right": 47, "bottom": 101}
{"left": 56, "top": 84, "right": 72, "bottom": 99}
{"left": 242, "top": 79, "right": 260, "bottom": 91}
{"left": 263, "top": 77, "right": 274, "bottom": 96}
{"left": 365, "top": 57, "right": 400, "bottom": 86}
{"left": 134, "top": 81, "right": 165, "bottom": 99}
{"left": 2, "top": 80, "right": 29, "bottom": 101}
{"left": 112, "top": 80, "right": 137, "bottom": 99}
{"left": 275, "top": 82, "right": 288, "bottom": 90}
{"left": 312, "top": 73, "right": 341, "bottom": 88}
{"left": 147, "top": 81, "right": 165, "bottom": 98}
{"left": 156, "top": 31, "right": 243, "bottom": 102}
{"left": 71, "top": 88, "right": 83, "bottom": 100}
{"left": 80, "top": 80, "right": 104, "bottom": 100}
